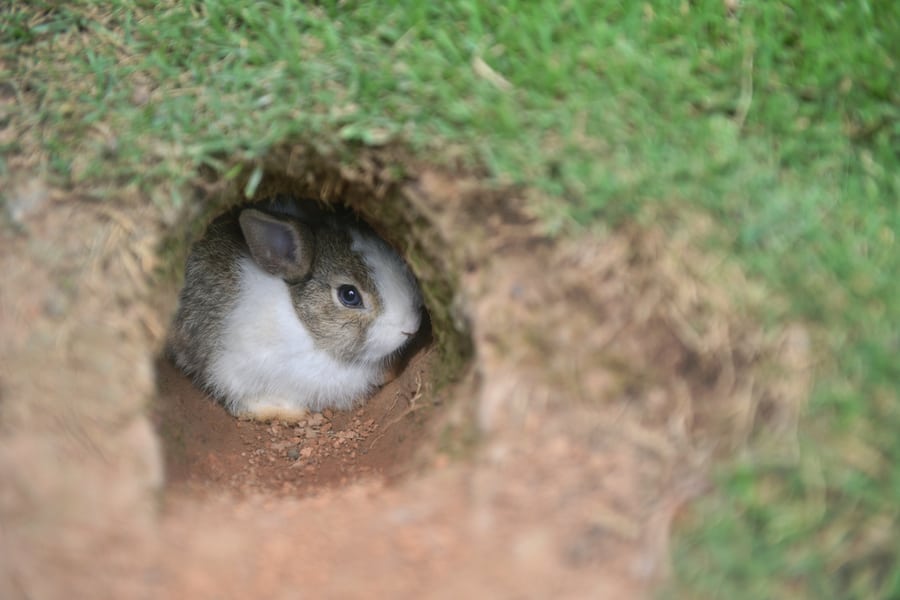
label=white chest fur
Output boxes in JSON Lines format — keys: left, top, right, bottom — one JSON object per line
{"left": 206, "top": 257, "right": 379, "bottom": 414}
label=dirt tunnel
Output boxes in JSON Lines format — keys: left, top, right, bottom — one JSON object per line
{"left": 153, "top": 151, "right": 477, "bottom": 498}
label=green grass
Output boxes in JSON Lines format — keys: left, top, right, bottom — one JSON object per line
{"left": 3, "top": 1, "right": 899, "bottom": 597}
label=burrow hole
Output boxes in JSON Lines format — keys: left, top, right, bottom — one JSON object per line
{"left": 153, "top": 162, "right": 473, "bottom": 498}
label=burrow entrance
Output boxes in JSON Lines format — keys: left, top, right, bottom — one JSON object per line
{"left": 153, "top": 150, "right": 475, "bottom": 498}
{"left": 1, "top": 146, "right": 811, "bottom": 597}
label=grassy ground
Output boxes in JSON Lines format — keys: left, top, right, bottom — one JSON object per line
{"left": 3, "top": 1, "right": 898, "bottom": 597}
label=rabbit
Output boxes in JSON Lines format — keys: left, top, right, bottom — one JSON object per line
{"left": 167, "top": 196, "right": 424, "bottom": 421}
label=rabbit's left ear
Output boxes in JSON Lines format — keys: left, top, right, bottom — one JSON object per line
{"left": 239, "top": 209, "right": 314, "bottom": 281}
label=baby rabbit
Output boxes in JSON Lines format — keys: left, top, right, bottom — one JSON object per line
{"left": 167, "top": 197, "right": 424, "bottom": 421}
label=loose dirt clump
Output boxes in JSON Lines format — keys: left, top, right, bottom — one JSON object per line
{"left": 154, "top": 344, "right": 437, "bottom": 497}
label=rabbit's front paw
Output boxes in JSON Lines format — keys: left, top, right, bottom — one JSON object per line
{"left": 236, "top": 397, "right": 309, "bottom": 423}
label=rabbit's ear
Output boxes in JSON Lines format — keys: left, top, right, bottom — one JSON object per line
{"left": 239, "top": 209, "right": 314, "bottom": 281}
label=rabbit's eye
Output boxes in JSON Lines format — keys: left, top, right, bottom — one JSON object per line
{"left": 337, "top": 284, "right": 364, "bottom": 308}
